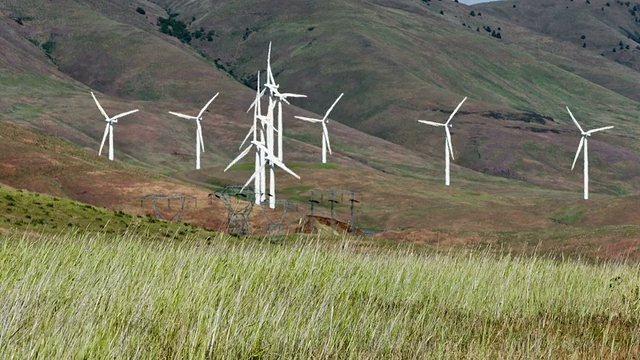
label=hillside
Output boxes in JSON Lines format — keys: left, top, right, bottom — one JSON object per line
{"left": 145, "top": 0, "right": 640, "bottom": 190}
{"left": 477, "top": 0, "right": 640, "bottom": 73}
{"left": 0, "top": 0, "right": 640, "bottom": 242}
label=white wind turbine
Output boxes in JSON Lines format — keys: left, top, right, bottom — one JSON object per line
{"left": 91, "top": 92, "right": 139, "bottom": 161}
{"left": 567, "top": 107, "right": 614, "bottom": 200}
{"left": 226, "top": 42, "right": 303, "bottom": 209}
{"left": 168, "top": 93, "right": 219, "bottom": 170}
{"left": 264, "top": 42, "right": 307, "bottom": 161}
{"left": 294, "top": 93, "right": 344, "bottom": 163}
{"left": 418, "top": 97, "right": 467, "bottom": 186}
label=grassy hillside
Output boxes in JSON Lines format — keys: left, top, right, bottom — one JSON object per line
{"left": 478, "top": 0, "right": 640, "bottom": 73}
{"left": 146, "top": 0, "right": 640, "bottom": 190}
{"left": 0, "top": 184, "right": 213, "bottom": 237}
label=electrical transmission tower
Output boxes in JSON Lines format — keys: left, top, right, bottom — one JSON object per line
{"left": 141, "top": 194, "right": 197, "bottom": 222}
{"left": 259, "top": 199, "right": 296, "bottom": 237}
{"left": 305, "top": 190, "right": 362, "bottom": 235}
{"left": 211, "top": 186, "right": 255, "bottom": 236}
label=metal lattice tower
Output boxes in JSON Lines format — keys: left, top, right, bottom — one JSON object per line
{"left": 259, "top": 199, "right": 295, "bottom": 235}
{"left": 212, "top": 186, "right": 256, "bottom": 236}
{"left": 141, "top": 194, "right": 197, "bottom": 222}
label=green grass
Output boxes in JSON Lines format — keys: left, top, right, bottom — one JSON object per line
{"left": 281, "top": 185, "right": 315, "bottom": 195}
{"left": 1, "top": 231, "right": 639, "bottom": 358}
{"left": 0, "top": 186, "right": 212, "bottom": 238}
{"left": 289, "top": 163, "right": 340, "bottom": 170}
{"left": 550, "top": 205, "right": 587, "bottom": 225}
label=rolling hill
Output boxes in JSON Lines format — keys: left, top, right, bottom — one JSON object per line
{"left": 0, "top": 0, "right": 640, "bottom": 247}
{"left": 141, "top": 0, "right": 640, "bottom": 190}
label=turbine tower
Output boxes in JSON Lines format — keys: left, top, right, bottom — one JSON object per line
{"left": 295, "top": 93, "right": 344, "bottom": 163}
{"left": 418, "top": 97, "right": 467, "bottom": 186}
{"left": 567, "top": 107, "right": 614, "bottom": 200}
{"left": 91, "top": 92, "right": 139, "bottom": 161}
{"left": 168, "top": 93, "right": 219, "bottom": 170}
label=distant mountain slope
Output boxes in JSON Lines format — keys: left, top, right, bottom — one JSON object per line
{"left": 145, "top": 0, "right": 640, "bottom": 189}
{"left": 1, "top": 0, "right": 640, "bottom": 233}
{"left": 477, "top": 0, "right": 640, "bottom": 72}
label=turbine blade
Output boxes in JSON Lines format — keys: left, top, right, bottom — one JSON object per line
{"left": 197, "top": 92, "right": 219, "bottom": 119}
{"left": 566, "top": 107, "right": 585, "bottom": 134}
{"left": 322, "top": 122, "right": 332, "bottom": 155}
{"left": 445, "top": 96, "right": 467, "bottom": 125}
{"left": 275, "top": 93, "right": 290, "bottom": 105}
{"left": 418, "top": 120, "right": 446, "bottom": 127}
{"left": 271, "top": 157, "right": 300, "bottom": 179}
{"left": 110, "top": 109, "right": 139, "bottom": 121}
{"left": 247, "top": 88, "right": 266, "bottom": 113}
{"left": 224, "top": 144, "right": 254, "bottom": 172}
{"left": 252, "top": 140, "right": 269, "bottom": 153}
{"left": 571, "top": 136, "right": 585, "bottom": 171}
{"left": 169, "top": 111, "right": 197, "bottom": 120}
{"left": 267, "top": 42, "right": 275, "bottom": 85}
{"left": 98, "top": 124, "right": 109, "bottom": 156}
{"left": 281, "top": 93, "right": 307, "bottom": 99}
{"left": 586, "top": 126, "right": 614, "bottom": 135}
{"left": 241, "top": 161, "right": 267, "bottom": 192}
{"left": 294, "top": 116, "right": 322, "bottom": 123}
{"left": 445, "top": 127, "right": 454, "bottom": 160}
{"left": 323, "top": 93, "right": 344, "bottom": 121}
{"left": 240, "top": 124, "right": 256, "bottom": 149}
{"left": 91, "top": 92, "right": 109, "bottom": 119}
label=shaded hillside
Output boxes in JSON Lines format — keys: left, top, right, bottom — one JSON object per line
{"left": 478, "top": 0, "right": 640, "bottom": 72}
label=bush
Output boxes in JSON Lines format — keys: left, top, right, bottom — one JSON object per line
{"left": 135, "top": 7, "right": 146, "bottom": 15}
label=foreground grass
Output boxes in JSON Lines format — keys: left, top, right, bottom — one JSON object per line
{"left": 1, "top": 231, "right": 639, "bottom": 358}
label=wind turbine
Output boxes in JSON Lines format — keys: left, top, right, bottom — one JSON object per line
{"left": 263, "top": 42, "right": 307, "bottom": 161}
{"left": 226, "top": 42, "right": 303, "bottom": 209}
{"left": 567, "top": 107, "right": 614, "bottom": 200}
{"left": 168, "top": 93, "right": 219, "bottom": 170}
{"left": 91, "top": 92, "right": 139, "bottom": 161}
{"left": 294, "top": 93, "right": 344, "bottom": 163}
{"left": 418, "top": 97, "right": 467, "bottom": 186}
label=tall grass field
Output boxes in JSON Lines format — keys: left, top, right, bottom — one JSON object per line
{"left": 1, "top": 230, "right": 639, "bottom": 358}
